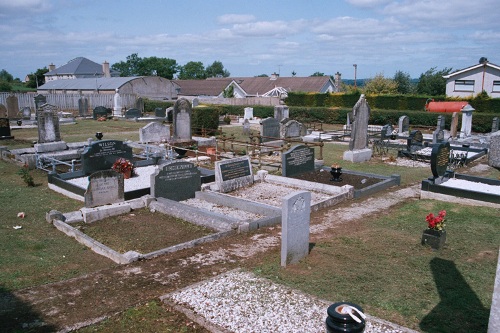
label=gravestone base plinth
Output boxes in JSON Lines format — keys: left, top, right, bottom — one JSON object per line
{"left": 34, "top": 141, "right": 67, "bottom": 153}
{"left": 343, "top": 148, "right": 372, "bottom": 163}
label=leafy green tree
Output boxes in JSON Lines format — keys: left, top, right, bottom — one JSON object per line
{"left": 205, "top": 61, "right": 230, "bottom": 78}
{"left": 363, "top": 73, "right": 398, "bottom": 94}
{"left": 0, "top": 80, "right": 12, "bottom": 92}
{"left": 416, "top": 67, "right": 452, "bottom": 96}
{"left": 178, "top": 61, "right": 206, "bottom": 80}
{"left": 0, "top": 69, "right": 14, "bottom": 82}
{"left": 223, "top": 85, "right": 234, "bottom": 97}
{"left": 112, "top": 53, "right": 142, "bottom": 77}
{"left": 256, "top": 74, "right": 268, "bottom": 77}
{"left": 393, "top": 70, "right": 414, "bottom": 94}
{"left": 311, "top": 72, "right": 325, "bottom": 76}
{"left": 138, "top": 56, "right": 178, "bottom": 79}
{"left": 26, "top": 67, "right": 48, "bottom": 88}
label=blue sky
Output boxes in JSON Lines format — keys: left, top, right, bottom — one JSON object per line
{"left": 1, "top": 0, "right": 499, "bottom": 81}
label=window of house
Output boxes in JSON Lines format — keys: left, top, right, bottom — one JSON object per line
{"left": 454, "top": 80, "right": 474, "bottom": 92}
{"left": 493, "top": 81, "right": 500, "bottom": 92}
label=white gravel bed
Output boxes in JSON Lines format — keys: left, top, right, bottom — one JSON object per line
{"left": 440, "top": 178, "right": 500, "bottom": 195}
{"left": 166, "top": 270, "right": 415, "bottom": 333}
{"left": 66, "top": 165, "right": 157, "bottom": 192}
{"left": 181, "top": 198, "right": 265, "bottom": 221}
{"left": 228, "top": 182, "right": 331, "bottom": 207}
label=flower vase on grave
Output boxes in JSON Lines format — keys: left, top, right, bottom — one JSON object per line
{"left": 421, "top": 229, "right": 446, "bottom": 250}
{"left": 330, "top": 164, "right": 343, "bottom": 182}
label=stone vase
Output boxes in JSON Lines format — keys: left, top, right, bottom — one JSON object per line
{"left": 421, "top": 229, "right": 446, "bottom": 250}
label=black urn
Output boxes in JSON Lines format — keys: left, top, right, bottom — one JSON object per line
{"left": 95, "top": 132, "right": 103, "bottom": 140}
{"left": 326, "top": 302, "right": 366, "bottom": 333}
{"left": 330, "top": 165, "right": 343, "bottom": 182}
{"left": 17, "top": 120, "right": 22, "bottom": 126}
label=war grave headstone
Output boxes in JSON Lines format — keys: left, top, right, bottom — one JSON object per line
{"left": 84, "top": 170, "right": 124, "bottom": 208}
{"left": 192, "top": 97, "right": 199, "bottom": 108}
{"left": 398, "top": 115, "right": 409, "bottom": 135}
{"left": 460, "top": 104, "right": 475, "bottom": 138}
{"left": 78, "top": 97, "right": 89, "bottom": 117}
{"left": 155, "top": 107, "right": 166, "bottom": 118}
{"left": 22, "top": 107, "right": 31, "bottom": 120}
{"left": 140, "top": 122, "right": 170, "bottom": 143}
{"left": 0, "top": 118, "right": 14, "bottom": 139}
{"left": 151, "top": 161, "right": 201, "bottom": 201}
{"left": 274, "top": 105, "right": 289, "bottom": 121}
{"left": 244, "top": 107, "right": 254, "bottom": 120}
{"left": 6, "top": 94, "right": 19, "bottom": 119}
{"left": 281, "top": 190, "right": 311, "bottom": 267}
{"left": 215, "top": 156, "right": 253, "bottom": 193}
{"left": 282, "top": 145, "right": 314, "bottom": 177}
{"left": 125, "top": 108, "right": 141, "bottom": 119}
{"left": 242, "top": 118, "right": 251, "bottom": 135}
{"left": 430, "top": 141, "right": 451, "bottom": 179}
{"left": 407, "top": 130, "right": 424, "bottom": 153}
{"left": 81, "top": 140, "right": 133, "bottom": 175}
{"left": 260, "top": 117, "right": 280, "bottom": 143}
{"left": 34, "top": 94, "right": 47, "bottom": 112}
{"left": 36, "top": 104, "right": 66, "bottom": 153}
{"left": 492, "top": 117, "right": 499, "bottom": 133}
{"left": 488, "top": 131, "right": 500, "bottom": 168}
{"left": 450, "top": 112, "right": 459, "bottom": 139}
{"left": 280, "top": 119, "right": 306, "bottom": 139}
{"left": 343, "top": 94, "right": 372, "bottom": 162}
{"left": 93, "top": 106, "right": 111, "bottom": 120}
{"left": 0, "top": 104, "right": 6, "bottom": 118}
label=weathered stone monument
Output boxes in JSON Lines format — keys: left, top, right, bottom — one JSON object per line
{"left": 343, "top": 94, "right": 372, "bottom": 162}
{"left": 398, "top": 115, "right": 409, "bottom": 135}
{"left": 407, "top": 130, "right": 424, "bottom": 153}
{"left": 34, "top": 94, "right": 46, "bottom": 113}
{"left": 6, "top": 94, "right": 19, "bottom": 119}
{"left": 36, "top": 104, "right": 66, "bottom": 153}
{"left": 21, "top": 107, "right": 31, "bottom": 120}
{"left": 113, "top": 89, "right": 122, "bottom": 117}
{"left": 171, "top": 98, "right": 195, "bottom": 146}
{"left": 0, "top": 104, "right": 7, "bottom": 118}
{"left": 492, "top": 117, "right": 499, "bottom": 133}
{"left": 93, "top": 106, "right": 110, "bottom": 120}
{"left": 432, "top": 129, "right": 445, "bottom": 144}
{"left": 242, "top": 118, "right": 251, "bottom": 135}
{"left": 260, "top": 117, "right": 280, "bottom": 143}
{"left": 274, "top": 105, "right": 289, "bottom": 121}
{"left": 84, "top": 170, "right": 124, "bottom": 208}
{"left": 155, "top": 107, "right": 166, "bottom": 118}
{"left": 215, "top": 156, "right": 253, "bottom": 193}
{"left": 282, "top": 145, "right": 314, "bottom": 177}
{"left": 280, "top": 119, "right": 306, "bottom": 139}
{"left": 125, "top": 108, "right": 141, "bottom": 119}
{"left": 488, "top": 131, "right": 500, "bottom": 169}
{"left": 151, "top": 161, "right": 201, "bottom": 201}
{"left": 460, "top": 104, "right": 475, "bottom": 138}
{"left": 437, "top": 115, "right": 445, "bottom": 131}
{"left": 381, "top": 124, "right": 394, "bottom": 140}
{"left": 140, "top": 122, "right": 170, "bottom": 143}
{"left": 78, "top": 97, "right": 89, "bottom": 117}
{"left": 281, "top": 190, "right": 311, "bottom": 267}
{"left": 450, "top": 112, "right": 459, "bottom": 138}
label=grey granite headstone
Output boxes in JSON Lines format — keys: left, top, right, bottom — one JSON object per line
{"left": 281, "top": 190, "right": 311, "bottom": 267}
{"left": 242, "top": 118, "right": 250, "bottom": 135}
{"left": 282, "top": 145, "right": 314, "bottom": 177}
{"left": 81, "top": 140, "right": 133, "bottom": 175}
{"left": 488, "top": 248, "right": 500, "bottom": 333}
{"left": 260, "top": 117, "right": 280, "bottom": 143}
{"left": 492, "top": 117, "right": 499, "bottom": 133}
{"left": 136, "top": 97, "right": 144, "bottom": 112}
{"left": 192, "top": 97, "right": 199, "bottom": 107}
{"left": 151, "top": 161, "right": 201, "bottom": 201}
{"left": 398, "top": 115, "right": 409, "bottom": 134}
{"left": 274, "top": 105, "right": 289, "bottom": 121}
{"left": 6, "top": 94, "right": 19, "bottom": 119}
{"left": 215, "top": 156, "right": 253, "bottom": 193}
{"left": 84, "top": 170, "right": 124, "bottom": 208}
{"left": 78, "top": 97, "right": 89, "bottom": 117}
{"left": 125, "top": 108, "right": 141, "bottom": 119}
{"left": 343, "top": 94, "right": 372, "bottom": 162}
{"left": 430, "top": 141, "right": 450, "bottom": 178}
{"left": 34, "top": 94, "right": 46, "bottom": 112}
{"left": 381, "top": 124, "right": 394, "bottom": 140}
{"left": 488, "top": 131, "right": 500, "bottom": 168}
{"left": 0, "top": 104, "right": 6, "bottom": 118}
{"left": 407, "top": 130, "right": 423, "bottom": 153}
{"left": 37, "top": 104, "right": 61, "bottom": 143}
{"left": 173, "top": 98, "right": 192, "bottom": 141}
{"left": 244, "top": 107, "right": 253, "bottom": 120}
{"left": 0, "top": 118, "right": 13, "bottom": 139}
{"left": 450, "top": 112, "right": 459, "bottom": 138}
{"left": 139, "top": 122, "right": 170, "bottom": 143}
{"left": 432, "top": 129, "right": 444, "bottom": 144}
{"left": 437, "top": 115, "right": 445, "bottom": 130}
{"left": 93, "top": 106, "right": 110, "bottom": 120}
{"left": 155, "top": 107, "right": 166, "bottom": 118}
{"left": 280, "top": 119, "right": 306, "bottom": 138}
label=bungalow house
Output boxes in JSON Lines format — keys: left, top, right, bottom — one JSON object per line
{"left": 443, "top": 58, "right": 500, "bottom": 98}
{"left": 44, "top": 57, "right": 120, "bottom": 82}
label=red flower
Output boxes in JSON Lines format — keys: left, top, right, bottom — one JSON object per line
{"left": 425, "top": 210, "right": 446, "bottom": 230}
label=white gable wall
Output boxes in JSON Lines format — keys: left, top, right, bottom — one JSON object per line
{"left": 445, "top": 64, "right": 500, "bottom": 98}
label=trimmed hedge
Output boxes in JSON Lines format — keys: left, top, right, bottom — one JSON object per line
{"left": 143, "top": 99, "right": 174, "bottom": 113}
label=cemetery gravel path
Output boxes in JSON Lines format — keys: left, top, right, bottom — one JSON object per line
{"left": 7, "top": 184, "right": 421, "bottom": 332}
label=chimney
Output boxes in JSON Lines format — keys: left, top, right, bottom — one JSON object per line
{"left": 48, "top": 63, "right": 56, "bottom": 72}
{"left": 334, "top": 72, "right": 342, "bottom": 92}
{"left": 270, "top": 72, "right": 279, "bottom": 80}
{"left": 102, "top": 61, "right": 111, "bottom": 78}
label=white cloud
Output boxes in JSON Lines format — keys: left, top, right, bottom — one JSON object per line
{"left": 217, "top": 14, "right": 255, "bottom": 24}
{"left": 0, "top": 0, "right": 51, "bottom": 12}
{"left": 345, "top": 0, "right": 392, "bottom": 8}
{"left": 231, "top": 20, "right": 306, "bottom": 37}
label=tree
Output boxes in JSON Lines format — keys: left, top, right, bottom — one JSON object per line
{"left": 416, "top": 67, "right": 452, "bottom": 96}
{"left": 223, "top": 85, "right": 234, "bottom": 98}
{"left": 311, "top": 72, "right": 325, "bottom": 76}
{"left": 205, "top": 61, "right": 230, "bottom": 78}
{"left": 0, "top": 69, "right": 14, "bottom": 82}
{"left": 393, "top": 70, "right": 414, "bottom": 94}
{"left": 0, "top": 80, "right": 12, "bottom": 92}
{"left": 138, "top": 56, "right": 178, "bottom": 79}
{"left": 178, "top": 61, "right": 206, "bottom": 80}
{"left": 111, "top": 53, "right": 142, "bottom": 76}
{"left": 26, "top": 67, "right": 48, "bottom": 88}
{"left": 363, "top": 73, "right": 398, "bottom": 94}
{"left": 256, "top": 74, "right": 268, "bottom": 77}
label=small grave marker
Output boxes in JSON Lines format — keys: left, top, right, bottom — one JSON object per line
{"left": 84, "top": 170, "right": 124, "bottom": 208}
{"left": 151, "top": 161, "right": 201, "bottom": 201}
{"left": 93, "top": 106, "right": 110, "bottom": 120}
{"left": 125, "top": 108, "right": 141, "bottom": 119}
{"left": 274, "top": 105, "right": 289, "bottom": 121}
{"left": 215, "top": 156, "right": 253, "bottom": 193}
{"left": 398, "top": 115, "right": 409, "bottom": 134}
{"left": 450, "top": 112, "right": 459, "bottom": 138}
{"left": 282, "top": 145, "right": 314, "bottom": 177}
{"left": 140, "top": 122, "right": 170, "bottom": 143}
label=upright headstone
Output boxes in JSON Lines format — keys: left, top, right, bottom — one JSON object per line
{"left": 346, "top": 111, "right": 353, "bottom": 129}
{"left": 430, "top": 141, "right": 451, "bottom": 179}
{"left": 244, "top": 107, "right": 254, "bottom": 120}
{"left": 136, "top": 97, "right": 144, "bottom": 112}
{"left": 437, "top": 115, "right": 445, "bottom": 130}
{"left": 407, "top": 130, "right": 424, "bottom": 153}
{"left": 381, "top": 124, "right": 394, "bottom": 140}
{"left": 281, "top": 190, "right": 311, "bottom": 267}
{"left": 37, "top": 104, "right": 61, "bottom": 143}
{"left": 6, "top": 94, "right": 19, "bottom": 119}
{"left": 492, "top": 117, "right": 499, "bottom": 133}
{"left": 432, "top": 129, "right": 445, "bottom": 144}
{"left": 166, "top": 107, "right": 174, "bottom": 122}
{"left": 274, "top": 105, "right": 289, "bottom": 121}
{"left": 81, "top": 140, "right": 133, "bottom": 175}
{"left": 398, "top": 115, "right": 409, "bottom": 134}
{"left": 0, "top": 104, "right": 6, "bottom": 118}
{"left": 488, "top": 131, "right": 500, "bottom": 168}
{"left": 151, "top": 161, "right": 201, "bottom": 201}
{"left": 113, "top": 89, "right": 122, "bottom": 117}
{"left": 242, "top": 118, "right": 250, "bottom": 135}
{"left": 343, "top": 94, "right": 372, "bottom": 162}
{"left": 450, "top": 112, "right": 459, "bottom": 138}
{"left": 93, "top": 106, "right": 110, "bottom": 120}
{"left": 155, "top": 107, "right": 166, "bottom": 118}
{"left": 260, "top": 117, "right": 280, "bottom": 143}
{"left": 78, "top": 97, "right": 89, "bottom": 117}
{"left": 192, "top": 97, "right": 199, "bottom": 108}
{"left": 139, "top": 122, "right": 170, "bottom": 143}
{"left": 172, "top": 98, "right": 192, "bottom": 142}
{"left": 460, "top": 104, "right": 475, "bottom": 138}
{"left": 34, "top": 94, "right": 46, "bottom": 112}
{"left": 125, "top": 108, "right": 141, "bottom": 119}
{"left": 280, "top": 119, "right": 306, "bottom": 139}
{"left": 282, "top": 145, "right": 314, "bottom": 177}
{"left": 0, "top": 118, "right": 14, "bottom": 139}
{"left": 215, "top": 156, "right": 253, "bottom": 193}
{"left": 22, "top": 107, "right": 31, "bottom": 120}
{"left": 487, "top": 249, "right": 500, "bottom": 333}
{"left": 84, "top": 170, "right": 124, "bottom": 208}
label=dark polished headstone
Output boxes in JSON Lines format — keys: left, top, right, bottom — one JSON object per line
{"left": 93, "top": 106, "right": 111, "bottom": 120}
{"left": 407, "top": 130, "right": 423, "bottom": 152}
{"left": 155, "top": 107, "right": 166, "bottom": 118}
{"left": 151, "top": 161, "right": 201, "bottom": 201}
{"left": 0, "top": 118, "right": 14, "bottom": 139}
{"left": 260, "top": 117, "right": 280, "bottom": 143}
{"left": 125, "top": 108, "right": 141, "bottom": 119}
{"left": 282, "top": 145, "right": 315, "bottom": 177}
{"left": 430, "top": 141, "right": 450, "bottom": 178}
{"left": 215, "top": 156, "right": 253, "bottom": 193}
{"left": 81, "top": 140, "right": 133, "bottom": 175}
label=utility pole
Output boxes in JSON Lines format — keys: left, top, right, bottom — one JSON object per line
{"left": 353, "top": 64, "right": 357, "bottom": 89}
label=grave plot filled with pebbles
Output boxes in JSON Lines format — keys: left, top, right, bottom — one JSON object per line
{"left": 181, "top": 198, "right": 265, "bottom": 220}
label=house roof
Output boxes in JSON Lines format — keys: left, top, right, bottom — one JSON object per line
{"left": 443, "top": 61, "right": 500, "bottom": 78}
{"left": 173, "top": 76, "right": 335, "bottom": 96}
{"left": 45, "top": 57, "right": 119, "bottom": 76}
{"left": 38, "top": 77, "right": 141, "bottom": 90}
